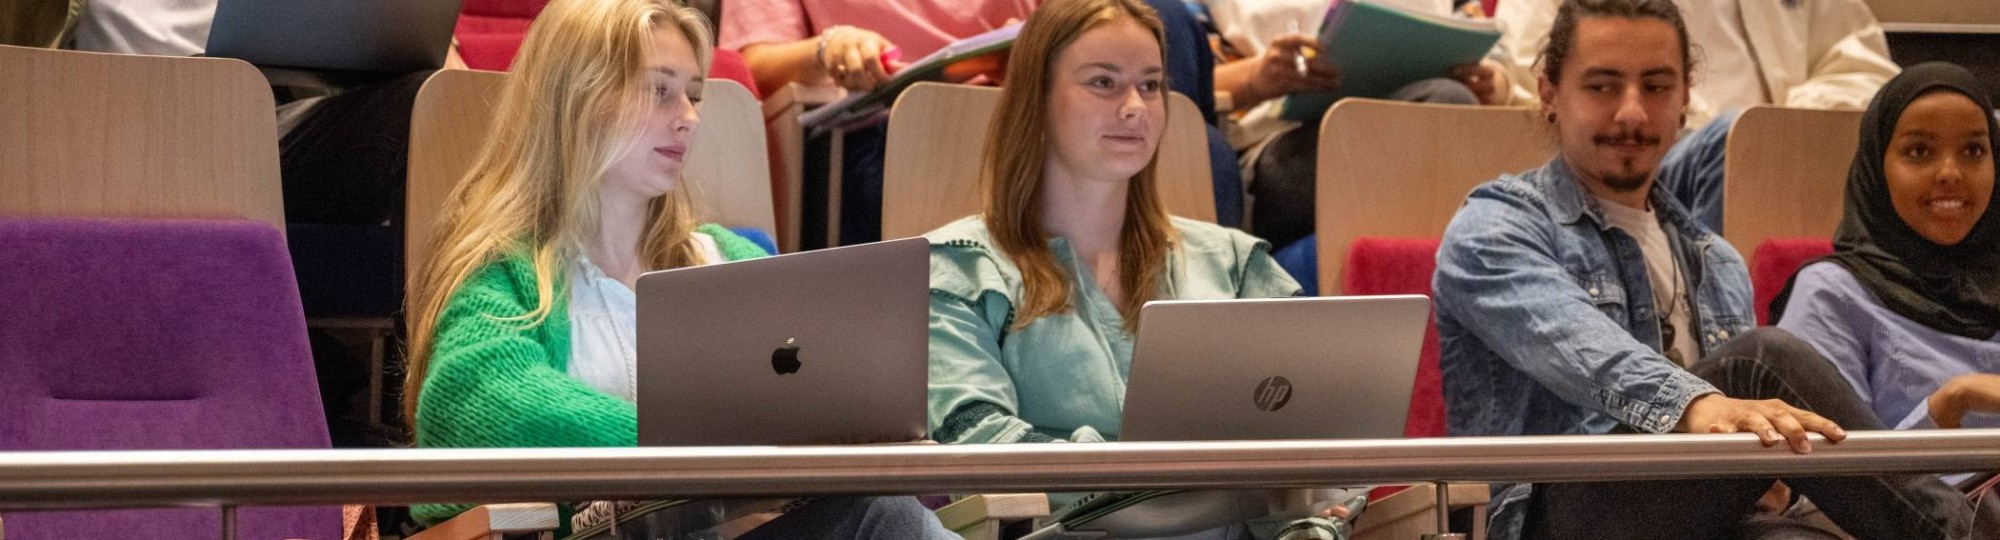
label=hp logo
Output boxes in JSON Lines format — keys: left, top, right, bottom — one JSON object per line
{"left": 1253, "top": 376, "right": 1293, "bottom": 412}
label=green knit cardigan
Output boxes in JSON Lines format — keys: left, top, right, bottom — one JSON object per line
{"left": 412, "top": 224, "right": 769, "bottom": 525}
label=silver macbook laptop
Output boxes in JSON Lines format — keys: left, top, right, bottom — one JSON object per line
{"left": 634, "top": 238, "right": 929, "bottom": 446}
{"left": 206, "top": 0, "right": 462, "bottom": 73}
{"left": 1120, "top": 295, "right": 1430, "bottom": 442}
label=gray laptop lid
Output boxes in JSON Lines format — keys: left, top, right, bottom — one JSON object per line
{"left": 635, "top": 238, "right": 929, "bottom": 446}
{"left": 205, "top": 0, "right": 461, "bottom": 73}
{"left": 1119, "top": 295, "right": 1430, "bottom": 441}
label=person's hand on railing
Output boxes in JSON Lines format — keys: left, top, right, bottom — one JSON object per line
{"left": 1676, "top": 393, "right": 1847, "bottom": 454}
{"left": 1929, "top": 373, "right": 2000, "bottom": 429}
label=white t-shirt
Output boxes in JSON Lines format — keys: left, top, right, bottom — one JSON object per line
{"left": 1595, "top": 197, "right": 1701, "bottom": 367}
{"left": 567, "top": 233, "right": 725, "bottom": 402}
{"left": 72, "top": 0, "right": 215, "bottom": 56}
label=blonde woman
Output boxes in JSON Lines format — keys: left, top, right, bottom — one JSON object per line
{"left": 403, "top": 0, "right": 952, "bottom": 536}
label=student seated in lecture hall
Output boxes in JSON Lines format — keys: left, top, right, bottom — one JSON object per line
{"left": 1429, "top": 1, "right": 1996, "bottom": 539}
{"left": 1492, "top": 0, "right": 1901, "bottom": 232}
{"left": 1198, "top": 0, "right": 1488, "bottom": 253}
{"left": 1770, "top": 61, "right": 2000, "bottom": 504}
{"left": 397, "top": 0, "right": 951, "bottom": 536}
{"left": 921, "top": 0, "right": 1355, "bottom": 538}
{"left": 722, "top": 0, "right": 1037, "bottom": 246}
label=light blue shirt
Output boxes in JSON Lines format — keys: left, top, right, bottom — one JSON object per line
{"left": 925, "top": 216, "right": 1303, "bottom": 445}
{"left": 1777, "top": 262, "right": 2000, "bottom": 431}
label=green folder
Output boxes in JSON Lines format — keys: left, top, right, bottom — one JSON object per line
{"left": 1279, "top": 0, "right": 1501, "bottom": 122}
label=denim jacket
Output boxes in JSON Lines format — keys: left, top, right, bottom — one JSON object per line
{"left": 1431, "top": 158, "right": 1758, "bottom": 538}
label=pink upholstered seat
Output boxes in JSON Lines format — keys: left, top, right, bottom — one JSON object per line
{"left": 1340, "top": 237, "right": 1447, "bottom": 439}
{"left": 1751, "top": 237, "right": 1836, "bottom": 325}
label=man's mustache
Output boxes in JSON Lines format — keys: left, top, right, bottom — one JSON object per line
{"left": 1593, "top": 129, "right": 1662, "bottom": 146}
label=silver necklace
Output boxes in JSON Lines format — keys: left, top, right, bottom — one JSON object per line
{"left": 1658, "top": 237, "right": 1687, "bottom": 365}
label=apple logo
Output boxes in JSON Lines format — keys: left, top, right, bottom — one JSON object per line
{"left": 771, "top": 337, "right": 803, "bottom": 375}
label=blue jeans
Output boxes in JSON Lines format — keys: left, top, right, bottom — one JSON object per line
{"left": 1654, "top": 109, "right": 1739, "bottom": 234}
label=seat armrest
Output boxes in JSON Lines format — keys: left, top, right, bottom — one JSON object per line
{"left": 936, "top": 493, "right": 1051, "bottom": 540}
{"left": 407, "top": 503, "right": 561, "bottom": 540}
{"left": 1352, "top": 484, "right": 1490, "bottom": 540}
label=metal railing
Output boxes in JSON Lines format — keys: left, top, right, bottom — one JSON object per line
{"left": 2, "top": 430, "right": 1997, "bottom": 510}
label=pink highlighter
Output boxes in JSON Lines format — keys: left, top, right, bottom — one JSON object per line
{"left": 879, "top": 46, "right": 902, "bottom": 75}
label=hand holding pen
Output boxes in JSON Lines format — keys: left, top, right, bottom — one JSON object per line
{"left": 1260, "top": 30, "right": 1338, "bottom": 100}
{"left": 1288, "top": 21, "right": 1310, "bottom": 77}
{"left": 1214, "top": 23, "right": 1339, "bottom": 109}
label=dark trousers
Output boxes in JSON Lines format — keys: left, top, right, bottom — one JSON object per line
{"left": 278, "top": 70, "right": 432, "bottom": 226}
{"left": 1247, "top": 78, "right": 1478, "bottom": 251}
{"left": 1523, "top": 328, "right": 2000, "bottom": 540}
{"left": 276, "top": 71, "right": 430, "bottom": 447}
{"left": 737, "top": 497, "right": 957, "bottom": 540}
{"left": 836, "top": 122, "right": 889, "bottom": 246}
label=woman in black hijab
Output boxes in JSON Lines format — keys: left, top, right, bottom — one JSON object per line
{"left": 1772, "top": 61, "right": 2000, "bottom": 436}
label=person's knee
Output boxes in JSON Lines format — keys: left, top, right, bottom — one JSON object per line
{"left": 1692, "top": 327, "right": 1826, "bottom": 381}
{"left": 1730, "top": 327, "right": 1815, "bottom": 354}
{"left": 1390, "top": 78, "right": 1478, "bottom": 105}
{"left": 857, "top": 496, "right": 947, "bottom": 537}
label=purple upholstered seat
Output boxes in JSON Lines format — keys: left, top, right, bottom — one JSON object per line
{"left": 0, "top": 218, "right": 341, "bottom": 539}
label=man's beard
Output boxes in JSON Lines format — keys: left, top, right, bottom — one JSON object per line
{"left": 1600, "top": 165, "right": 1652, "bottom": 193}
{"left": 1594, "top": 129, "right": 1662, "bottom": 193}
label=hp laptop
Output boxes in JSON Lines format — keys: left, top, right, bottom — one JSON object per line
{"left": 1120, "top": 295, "right": 1431, "bottom": 441}
{"left": 1034, "top": 295, "right": 1431, "bottom": 539}
{"left": 634, "top": 237, "right": 929, "bottom": 446}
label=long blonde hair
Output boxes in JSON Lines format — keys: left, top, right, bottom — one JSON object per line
{"left": 402, "top": 0, "right": 716, "bottom": 426}
{"left": 982, "top": 0, "right": 1176, "bottom": 332}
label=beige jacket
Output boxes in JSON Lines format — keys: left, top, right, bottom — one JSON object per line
{"left": 1493, "top": 0, "right": 1899, "bottom": 128}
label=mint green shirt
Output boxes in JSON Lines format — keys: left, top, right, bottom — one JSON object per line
{"left": 926, "top": 216, "right": 1303, "bottom": 445}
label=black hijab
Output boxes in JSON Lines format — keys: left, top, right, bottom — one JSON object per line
{"left": 1771, "top": 62, "right": 2000, "bottom": 340}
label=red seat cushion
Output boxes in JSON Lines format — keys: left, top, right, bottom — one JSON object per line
{"left": 1751, "top": 238, "right": 1835, "bottom": 325}
{"left": 1340, "top": 237, "right": 1446, "bottom": 439}
{"left": 452, "top": 0, "right": 545, "bottom": 71}
{"left": 461, "top": 0, "right": 545, "bottom": 19}
{"left": 450, "top": 3, "right": 762, "bottom": 100}
{"left": 707, "top": 48, "right": 759, "bottom": 99}
{"left": 454, "top": 27, "right": 530, "bottom": 71}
